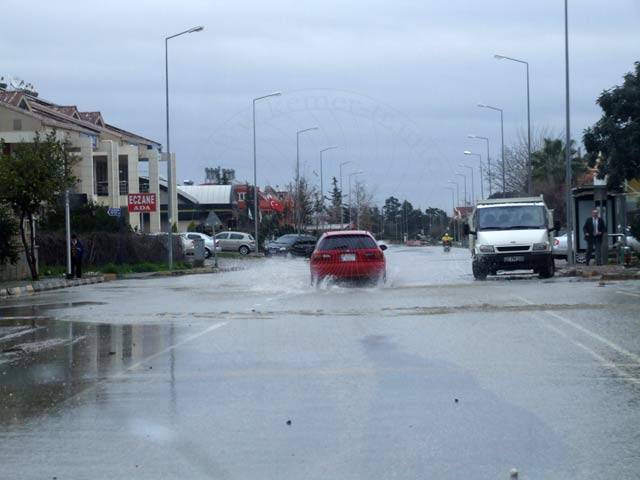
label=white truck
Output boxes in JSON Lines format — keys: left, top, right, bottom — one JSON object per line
{"left": 464, "top": 196, "right": 559, "bottom": 280}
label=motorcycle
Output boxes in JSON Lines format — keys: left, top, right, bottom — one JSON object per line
{"left": 443, "top": 241, "right": 451, "bottom": 252}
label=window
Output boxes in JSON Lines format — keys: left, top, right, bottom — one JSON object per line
{"left": 477, "top": 206, "right": 546, "bottom": 231}
{"left": 12, "top": 119, "right": 22, "bottom": 131}
{"left": 187, "top": 234, "right": 199, "bottom": 240}
{"left": 216, "top": 233, "right": 229, "bottom": 240}
{"left": 238, "top": 192, "right": 246, "bottom": 201}
{"left": 118, "top": 155, "right": 128, "bottom": 195}
{"left": 230, "top": 233, "right": 244, "bottom": 240}
{"left": 318, "top": 235, "right": 377, "bottom": 250}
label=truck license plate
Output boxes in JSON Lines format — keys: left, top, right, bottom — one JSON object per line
{"left": 504, "top": 256, "right": 525, "bottom": 263}
{"left": 341, "top": 253, "right": 356, "bottom": 262}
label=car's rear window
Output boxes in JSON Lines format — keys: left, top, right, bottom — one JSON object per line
{"left": 318, "top": 235, "right": 377, "bottom": 250}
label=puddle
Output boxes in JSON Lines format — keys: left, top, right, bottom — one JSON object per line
{"left": 0, "top": 301, "right": 106, "bottom": 319}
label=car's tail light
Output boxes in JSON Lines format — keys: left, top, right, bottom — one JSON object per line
{"left": 311, "top": 252, "right": 333, "bottom": 262}
{"left": 361, "top": 250, "right": 383, "bottom": 261}
{"left": 554, "top": 239, "right": 560, "bottom": 246}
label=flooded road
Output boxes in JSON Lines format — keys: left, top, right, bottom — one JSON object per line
{"left": 2, "top": 246, "right": 640, "bottom": 479}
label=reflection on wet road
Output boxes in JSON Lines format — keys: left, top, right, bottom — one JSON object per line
{"left": 1, "top": 246, "right": 640, "bottom": 479}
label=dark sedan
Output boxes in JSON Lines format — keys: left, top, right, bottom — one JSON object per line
{"left": 265, "top": 234, "right": 317, "bottom": 258}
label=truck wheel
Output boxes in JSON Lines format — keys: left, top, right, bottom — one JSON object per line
{"left": 539, "top": 258, "right": 555, "bottom": 279}
{"left": 472, "top": 260, "right": 487, "bottom": 280}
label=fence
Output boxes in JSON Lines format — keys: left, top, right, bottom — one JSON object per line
{"left": 37, "top": 232, "right": 185, "bottom": 267}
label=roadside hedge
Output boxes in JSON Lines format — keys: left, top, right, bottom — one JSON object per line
{"left": 37, "top": 232, "right": 185, "bottom": 267}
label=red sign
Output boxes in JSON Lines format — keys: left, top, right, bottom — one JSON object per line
{"left": 128, "top": 193, "right": 157, "bottom": 212}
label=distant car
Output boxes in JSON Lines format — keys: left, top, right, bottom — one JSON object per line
{"left": 265, "top": 234, "right": 317, "bottom": 258}
{"left": 214, "top": 231, "right": 256, "bottom": 255}
{"left": 310, "top": 230, "right": 387, "bottom": 284}
{"left": 181, "top": 232, "right": 220, "bottom": 258}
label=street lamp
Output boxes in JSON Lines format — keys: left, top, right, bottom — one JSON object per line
{"left": 339, "top": 161, "right": 353, "bottom": 225}
{"left": 467, "top": 135, "right": 491, "bottom": 197}
{"left": 348, "top": 171, "right": 363, "bottom": 227}
{"left": 455, "top": 173, "right": 468, "bottom": 206}
{"left": 319, "top": 146, "right": 338, "bottom": 215}
{"left": 564, "top": 0, "right": 575, "bottom": 265}
{"left": 478, "top": 104, "right": 505, "bottom": 195}
{"left": 463, "top": 150, "right": 483, "bottom": 200}
{"left": 494, "top": 54, "right": 532, "bottom": 194}
{"left": 459, "top": 164, "right": 475, "bottom": 204}
{"left": 252, "top": 91, "right": 281, "bottom": 254}
{"left": 444, "top": 187, "right": 457, "bottom": 240}
{"left": 447, "top": 180, "right": 460, "bottom": 207}
{"left": 164, "top": 25, "right": 204, "bottom": 269}
{"left": 295, "top": 127, "right": 319, "bottom": 231}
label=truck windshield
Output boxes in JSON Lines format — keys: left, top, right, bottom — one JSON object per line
{"left": 477, "top": 205, "right": 546, "bottom": 231}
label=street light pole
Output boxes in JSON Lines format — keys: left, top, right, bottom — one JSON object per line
{"left": 319, "top": 146, "right": 338, "bottom": 226}
{"left": 459, "top": 164, "right": 475, "bottom": 204}
{"left": 478, "top": 104, "right": 505, "bottom": 195}
{"left": 252, "top": 92, "right": 281, "bottom": 254}
{"left": 445, "top": 187, "right": 456, "bottom": 240}
{"left": 295, "top": 127, "right": 319, "bottom": 232}
{"left": 339, "top": 161, "right": 353, "bottom": 226}
{"left": 165, "top": 25, "right": 204, "bottom": 269}
{"left": 468, "top": 135, "right": 491, "bottom": 197}
{"left": 348, "top": 171, "right": 363, "bottom": 227}
{"left": 447, "top": 180, "right": 460, "bottom": 207}
{"left": 463, "top": 151, "right": 483, "bottom": 200}
{"left": 456, "top": 173, "right": 468, "bottom": 206}
{"left": 564, "top": 0, "right": 575, "bottom": 265}
{"left": 494, "top": 54, "right": 533, "bottom": 194}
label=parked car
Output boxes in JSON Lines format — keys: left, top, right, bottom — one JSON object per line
{"left": 180, "top": 232, "right": 220, "bottom": 258}
{"left": 310, "top": 230, "right": 387, "bottom": 284}
{"left": 152, "top": 232, "right": 196, "bottom": 256}
{"left": 214, "top": 231, "right": 256, "bottom": 255}
{"left": 553, "top": 231, "right": 639, "bottom": 260}
{"left": 265, "top": 234, "right": 317, "bottom": 258}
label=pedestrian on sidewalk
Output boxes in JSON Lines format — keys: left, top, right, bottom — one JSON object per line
{"left": 583, "top": 208, "right": 606, "bottom": 266}
{"left": 70, "top": 234, "right": 84, "bottom": 278}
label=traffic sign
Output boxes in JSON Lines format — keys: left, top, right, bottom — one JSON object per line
{"left": 205, "top": 210, "right": 222, "bottom": 227}
{"left": 107, "top": 208, "right": 121, "bottom": 217}
{"left": 128, "top": 193, "right": 157, "bottom": 213}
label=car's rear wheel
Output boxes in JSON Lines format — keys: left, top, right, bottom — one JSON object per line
{"left": 204, "top": 248, "right": 211, "bottom": 259}
{"left": 239, "top": 245, "right": 250, "bottom": 255}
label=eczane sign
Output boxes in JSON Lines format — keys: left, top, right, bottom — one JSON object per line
{"left": 127, "top": 193, "right": 157, "bottom": 213}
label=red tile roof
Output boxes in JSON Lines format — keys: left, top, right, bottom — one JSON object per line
{"left": 79, "top": 111, "right": 104, "bottom": 125}
{"left": 0, "top": 90, "right": 25, "bottom": 108}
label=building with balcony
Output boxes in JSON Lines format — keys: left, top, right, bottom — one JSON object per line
{"left": 0, "top": 85, "right": 165, "bottom": 233}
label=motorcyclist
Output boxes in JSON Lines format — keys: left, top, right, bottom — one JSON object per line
{"left": 441, "top": 232, "right": 453, "bottom": 249}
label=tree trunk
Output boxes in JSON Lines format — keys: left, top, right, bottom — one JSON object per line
{"left": 18, "top": 211, "right": 38, "bottom": 280}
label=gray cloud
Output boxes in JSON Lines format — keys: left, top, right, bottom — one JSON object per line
{"left": 2, "top": 0, "right": 638, "bottom": 212}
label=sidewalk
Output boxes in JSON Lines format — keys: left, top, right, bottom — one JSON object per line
{"left": 557, "top": 264, "right": 640, "bottom": 281}
{"left": 0, "top": 275, "right": 105, "bottom": 299}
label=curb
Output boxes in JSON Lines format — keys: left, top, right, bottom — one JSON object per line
{"left": 0, "top": 275, "right": 105, "bottom": 299}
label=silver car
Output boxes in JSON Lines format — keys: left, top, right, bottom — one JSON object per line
{"left": 181, "top": 232, "right": 221, "bottom": 258}
{"left": 214, "top": 231, "right": 256, "bottom": 255}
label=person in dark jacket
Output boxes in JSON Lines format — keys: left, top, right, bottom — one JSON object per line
{"left": 70, "top": 234, "right": 84, "bottom": 278}
{"left": 583, "top": 209, "right": 606, "bottom": 266}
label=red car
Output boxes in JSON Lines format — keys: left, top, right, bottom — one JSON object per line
{"left": 310, "top": 230, "right": 387, "bottom": 284}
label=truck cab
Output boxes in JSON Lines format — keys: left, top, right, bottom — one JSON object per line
{"left": 466, "top": 196, "right": 558, "bottom": 280}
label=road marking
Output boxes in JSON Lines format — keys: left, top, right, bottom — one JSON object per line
{"left": 616, "top": 290, "right": 640, "bottom": 298}
{"left": 515, "top": 294, "right": 640, "bottom": 366}
{"left": 539, "top": 316, "right": 640, "bottom": 387}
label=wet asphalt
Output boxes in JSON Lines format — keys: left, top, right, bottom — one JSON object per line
{"left": 1, "top": 246, "right": 640, "bottom": 479}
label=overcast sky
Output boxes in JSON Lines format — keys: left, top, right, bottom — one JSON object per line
{"left": 2, "top": 0, "right": 638, "bottom": 212}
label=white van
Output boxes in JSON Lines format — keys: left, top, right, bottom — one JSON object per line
{"left": 465, "top": 196, "right": 559, "bottom": 280}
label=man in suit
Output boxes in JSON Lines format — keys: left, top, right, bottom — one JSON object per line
{"left": 583, "top": 208, "right": 606, "bottom": 266}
